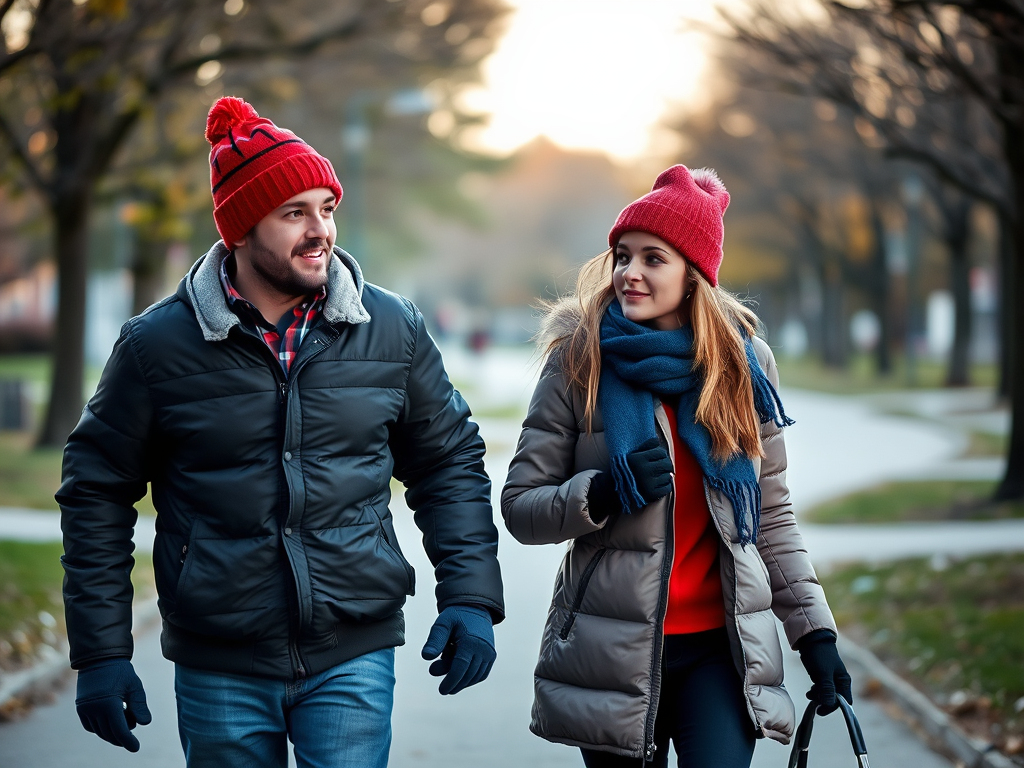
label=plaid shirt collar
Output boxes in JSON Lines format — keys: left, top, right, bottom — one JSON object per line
{"left": 220, "top": 254, "right": 327, "bottom": 376}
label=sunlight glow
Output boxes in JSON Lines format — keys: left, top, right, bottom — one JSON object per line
{"left": 460, "top": 0, "right": 724, "bottom": 162}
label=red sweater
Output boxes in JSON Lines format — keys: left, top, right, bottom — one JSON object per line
{"left": 662, "top": 404, "right": 726, "bottom": 635}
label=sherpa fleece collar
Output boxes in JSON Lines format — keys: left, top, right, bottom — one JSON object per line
{"left": 184, "top": 241, "right": 371, "bottom": 342}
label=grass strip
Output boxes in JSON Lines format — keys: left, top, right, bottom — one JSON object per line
{"left": 0, "top": 354, "right": 50, "bottom": 387}
{"left": 776, "top": 353, "right": 997, "bottom": 394}
{"left": 0, "top": 432, "right": 64, "bottom": 511}
{"left": 805, "top": 480, "right": 1023, "bottom": 524}
{"left": 0, "top": 431, "right": 156, "bottom": 515}
{"left": 822, "top": 554, "right": 1024, "bottom": 748}
{"left": 963, "top": 430, "right": 1009, "bottom": 458}
{"left": 0, "top": 540, "right": 65, "bottom": 649}
{"left": 0, "top": 540, "right": 154, "bottom": 671}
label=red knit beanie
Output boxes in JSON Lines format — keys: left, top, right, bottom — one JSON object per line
{"left": 608, "top": 165, "right": 730, "bottom": 287}
{"left": 205, "top": 97, "right": 343, "bottom": 246}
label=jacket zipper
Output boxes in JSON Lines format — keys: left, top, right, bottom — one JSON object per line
{"left": 278, "top": 379, "right": 307, "bottom": 679}
{"left": 558, "top": 548, "right": 608, "bottom": 640}
{"left": 702, "top": 480, "right": 760, "bottom": 733}
{"left": 280, "top": 330, "right": 339, "bottom": 680}
{"left": 643, "top": 406, "right": 676, "bottom": 762}
{"left": 643, "top": 489, "right": 673, "bottom": 762}
{"left": 237, "top": 322, "right": 338, "bottom": 680}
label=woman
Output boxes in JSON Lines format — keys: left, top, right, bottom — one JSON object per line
{"left": 501, "top": 165, "right": 852, "bottom": 767}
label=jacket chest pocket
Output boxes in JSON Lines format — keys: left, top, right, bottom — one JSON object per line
{"left": 559, "top": 548, "right": 607, "bottom": 640}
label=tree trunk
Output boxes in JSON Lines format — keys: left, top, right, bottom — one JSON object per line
{"left": 37, "top": 189, "right": 92, "bottom": 448}
{"left": 801, "top": 266, "right": 824, "bottom": 362}
{"left": 821, "top": 258, "right": 847, "bottom": 368}
{"left": 870, "top": 201, "right": 892, "bottom": 375}
{"left": 945, "top": 197, "right": 973, "bottom": 387}
{"left": 131, "top": 238, "right": 169, "bottom": 316}
{"left": 996, "top": 193, "right": 1023, "bottom": 500}
{"left": 995, "top": 34, "right": 1024, "bottom": 500}
{"left": 997, "top": 209, "right": 1014, "bottom": 401}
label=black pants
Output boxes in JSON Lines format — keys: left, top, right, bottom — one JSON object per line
{"left": 580, "top": 628, "right": 757, "bottom": 768}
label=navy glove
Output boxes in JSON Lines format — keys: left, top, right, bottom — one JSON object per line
{"left": 75, "top": 658, "right": 152, "bottom": 752}
{"left": 421, "top": 604, "right": 496, "bottom": 695}
{"left": 797, "top": 629, "right": 853, "bottom": 715}
{"left": 628, "top": 438, "right": 673, "bottom": 504}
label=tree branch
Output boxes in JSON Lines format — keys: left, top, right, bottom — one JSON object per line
{"left": 0, "top": 44, "right": 38, "bottom": 75}
{"left": 86, "top": 108, "right": 144, "bottom": 181}
{"left": 161, "top": 3, "right": 374, "bottom": 84}
{"left": 143, "top": 0, "right": 205, "bottom": 96}
{"left": 0, "top": 0, "right": 56, "bottom": 74}
{"left": 0, "top": 108, "right": 49, "bottom": 195}
{"left": 883, "top": 144, "right": 1011, "bottom": 213}
{"left": 723, "top": 0, "right": 1012, "bottom": 210}
{"left": 832, "top": 3, "right": 1012, "bottom": 122}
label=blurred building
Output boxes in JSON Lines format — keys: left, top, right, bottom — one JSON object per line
{"left": 0, "top": 262, "right": 55, "bottom": 353}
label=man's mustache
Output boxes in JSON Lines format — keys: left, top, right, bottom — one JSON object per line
{"left": 292, "top": 239, "right": 329, "bottom": 256}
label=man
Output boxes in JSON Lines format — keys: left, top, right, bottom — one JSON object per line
{"left": 58, "top": 97, "right": 504, "bottom": 768}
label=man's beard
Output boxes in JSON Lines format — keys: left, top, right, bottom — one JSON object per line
{"left": 247, "top": 231, "right": 329, "bottom": 298}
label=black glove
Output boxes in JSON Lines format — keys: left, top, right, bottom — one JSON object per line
{"left": 797, "top": 629, "right": 853, "bottom": 715}
{"left": 586, "top": 471, "right": 619, "bottom": 522}
{"left": 628, "top": 438, "right": 673, "bottom": 504}
{"left": 421, "top": 604, "right": 496, "bottom": 695}
{"left": 75, "top": 658, "right": 152, "bottom": 752}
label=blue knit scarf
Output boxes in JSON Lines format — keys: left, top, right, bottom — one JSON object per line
{"left": 598, "top": 301, "right": 793, "bottom": 545}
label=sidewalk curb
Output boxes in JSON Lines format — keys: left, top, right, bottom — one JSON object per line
{"left": 838, "top": 634, "right": 1019, "bottom": 768}
{"left": 0, "top": 598, "right": 161, "bottom": 712}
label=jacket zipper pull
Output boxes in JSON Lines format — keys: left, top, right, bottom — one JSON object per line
{"left": 644, "top": 741, "right": 657, "bottom": 762}
{"left": 180, "top": 544, "right": 188, "bottom": 563}
{"left": 279, "top": 382, "right": 287, "bottom": 401}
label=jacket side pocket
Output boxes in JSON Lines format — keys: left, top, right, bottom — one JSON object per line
{"left": 375, "top": 512, "right": 416, "bottom": 595}
{"left": 173, "top": 518, "right": 200, "bottom": 611}
{"left": 559, "top": 548, "right": 607, "bottom": 640}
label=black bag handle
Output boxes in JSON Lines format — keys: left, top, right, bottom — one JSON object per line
{"left": 788, "top": 694, "right": 870, "bottom": 768}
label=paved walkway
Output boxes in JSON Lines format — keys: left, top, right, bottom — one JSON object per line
{"left": 0, "top": 346, "right": 1014, "bottom": 767}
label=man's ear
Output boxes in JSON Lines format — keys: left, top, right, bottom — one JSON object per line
{"left": 232, "top": 236, "right": 247, "bottom": 249}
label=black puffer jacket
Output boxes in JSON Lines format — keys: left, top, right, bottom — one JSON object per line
{"left": 59, "top": 244, "right": 504, "bottom": 679}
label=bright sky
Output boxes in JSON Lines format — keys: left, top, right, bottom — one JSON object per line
{"left": 457, "top": 0, "right": 727, "bottom": 162}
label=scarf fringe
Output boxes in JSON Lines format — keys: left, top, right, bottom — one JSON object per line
{"left": 748, "top": 341, "right": 795, "bottom": 428}
{"left": 709, "top": 477, "right": 762, "bottom": 547}
{"left": 610, "top": 454, "right": 648, "bottom": 513}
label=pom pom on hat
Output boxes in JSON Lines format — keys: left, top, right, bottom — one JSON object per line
{"left": 205, "top": 97, "right": 261, "bottom": 145}
{"left": 204, "top": 95, "right": 342, "bottom": 246}
{"left": 608, "top": 164, "right": 729, "bottom": 286}
{"left": 689, "top": 167, "right": 730, "bottom": 213}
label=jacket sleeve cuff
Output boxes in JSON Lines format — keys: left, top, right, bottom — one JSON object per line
{"left": 795, "top": 628, "right": 838, "bottom": 650}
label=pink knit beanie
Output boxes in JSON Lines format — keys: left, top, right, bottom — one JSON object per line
{"left": 205, "top": 97, "right": 343, "bottom": 246}
{"left": 608, "top": 165, "right": 730, "bottom": 287}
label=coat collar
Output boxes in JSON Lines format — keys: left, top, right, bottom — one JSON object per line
{"left": 181, "top": 241, "right": 371, "bottom": 342}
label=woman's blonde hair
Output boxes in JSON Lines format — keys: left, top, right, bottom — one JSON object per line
{"left": 542, "top": 248, "right": 764, "bottom": 461}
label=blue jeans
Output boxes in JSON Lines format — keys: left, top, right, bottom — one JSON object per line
{"left": 174, "top": 648, "right": 395, "bottom": 768}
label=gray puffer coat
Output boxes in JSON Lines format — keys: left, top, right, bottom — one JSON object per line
{"left": 500, "top": 309, "right": 837, "bottom": 760}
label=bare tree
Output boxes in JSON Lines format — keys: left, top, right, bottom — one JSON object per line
{"left": 719, "top": 0, "right": 1024, "bottom": 499}
{"left": 0, "top": 0, "right": 508, "bottom": 447}
{"left": 668, "top": 82, "right": 901, "bottom": 372}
